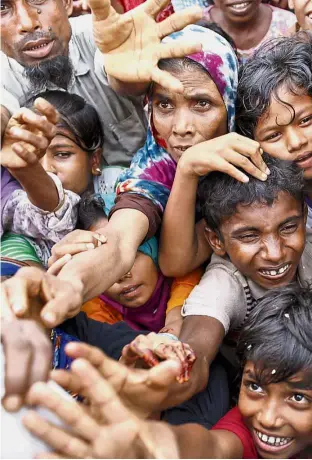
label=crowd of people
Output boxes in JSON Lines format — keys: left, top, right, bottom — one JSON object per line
{"left": 1, "top": 0, "right": 312, "bottom": 457}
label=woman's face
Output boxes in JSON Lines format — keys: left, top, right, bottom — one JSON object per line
{"left": 105, "top": 252, "right": 159, "bottom": 308}
{"left": 254, "top": 86, "right": 312, "bottom": 181}
{"left": 151, "top": 67, "right": 228, "bottom": 162}
{"left": 40, "top": 129, "right": 101, "bottom": 195}
{"left": 213, "top": 0, "right": 261, "bottom": 24}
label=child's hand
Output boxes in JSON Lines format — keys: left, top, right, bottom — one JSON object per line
{"left": 120, "top": 332, "right": 196, "bottom": 383}
{"left": 48, "top": 230, "right": 107, "bottom": 275}
{"left": 23, "top": 380, "right": 178, "bottom": 459}
{"left": 1, "top": 267, "right": 83, "bottom": 328}
{"left": 1, "top": 98, "right": 58, "bottom": 170}
{"left": 49, "top": 342, "right": 183, "bottom": 418}
{"left": 178, "top": 133, "right": 270, "bottom": 183}
{"left": 1, "top": 319, "right": 52, "bottom": 412}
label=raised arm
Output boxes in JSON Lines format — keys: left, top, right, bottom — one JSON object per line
{"left": 89, "top": 0, "right": 203, "bottom": 95}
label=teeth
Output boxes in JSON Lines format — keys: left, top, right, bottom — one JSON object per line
{"left": 231, "top": 2, "right": 249, "bottom": 9}
{"left": 261, "top": 264, "right": 289, "bottom": 276}
{"left": 255, "top": 430, "right": 292, "bottom": 447}
{"left": 27, "top": 43, "right": 49, "bottom": 51}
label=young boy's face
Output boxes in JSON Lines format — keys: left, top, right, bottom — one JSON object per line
{"left": 288, "top": 0, "right": 312, "bottom": 30}
{"left": 254, "top": 86, "right": 312, "bottom": 181}
{"left": 239, "top": 361, "right": 312, "bottom": 459}
{"left": 208, "top": 191, "right": 306, "bottom": 289}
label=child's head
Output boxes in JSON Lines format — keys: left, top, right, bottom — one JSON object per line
{"left": 288, "top": 0, "right": 312, "bottom": 31}
{"left": 198, "top": 155, "right": 306, "bottom": 289}
{"left": 26, "top": 90, "right": 103, "bottom": 195}
{"left": 236, "top": 33, "right": 312, "bottom": 180}
{"left": 78, "top": 193, "right": 159, "bottom": 308}
{"left": 237, "top": 285, "right": 312, "bottom": 459}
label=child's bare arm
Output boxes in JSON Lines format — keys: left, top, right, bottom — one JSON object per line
{"left": 162, "top": 305, "right": 184, "bottom": 337}
{"left": 1, "top": 98, "right": 59, "bottom": 211}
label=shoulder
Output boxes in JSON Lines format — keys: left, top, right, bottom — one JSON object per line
{"left": 270, "top": 5, "right": 297, "bottom": 27}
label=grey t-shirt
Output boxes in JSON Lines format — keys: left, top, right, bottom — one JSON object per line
{"left": 1, "top": 15, "right": 148, "bottom": 167}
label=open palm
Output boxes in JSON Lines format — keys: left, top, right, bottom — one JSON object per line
{"left": 90, "top": 0, "right": 203, "bottom": 91}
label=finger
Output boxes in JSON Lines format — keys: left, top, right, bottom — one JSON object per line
{"left": 50, "top": 369, "right": 84, "bottom": 394}
{"left": 9, "top": 127, "right": 49, "bottom": 151}
{"left": 51, "top": 242, "right": 96, "bottom": 259}
{"left": 26, "top": 323, "right": 53, "bottom": 387}
{"left": 70, "top": 358, "right": 133, "bottom": 424}
{"left": 216, "top": 157, "right": 250, "bottom": 183}
{"left": 12, "top": 143, "right": 38, "bottom": 165}
{"left": 26, "top": 382, "right": 98, "bottom": 442}
{"left": 47, "top": 254, "right": 72, "bottom": 276}
{"left": 89, "top": 0, "right": 112, "bottom": 20}
{"left": 144, "top": 0, "right": 170, "bottom": 17}
{"left": 157, "top": 40, "right": 203, "bottom": 60}
{"left": 248, "top": 148, "right": 270, "bottom": 175}
{"left": 119, "top": 344, "right": 140, "bottom": 366}
{"left": 35, "top": 452, "right": 71, "bottom": 459}
{"left": 150, "top": 67, "right": 184, "bottom": 93}
{"left": 143, "top": 358, "right": 181, "bottom": 388}
{"left": 0, "top": 284, "right": 16, "bottom": 321}
{"left": 157, "top": 6, "right": 202, "bottom": 38}
{"left": 34, "top": 98, "right": 59, "bottom": 125}
{"left": 4, "top": 276, "right": 31, "bottom": 316}
{"left": 14, "top": 108, "right": 57, "bottom": 140}
{"left": 227, "top": 150, "right": 268, "bottom": 181}
{"left": 22, "top": 410, "right": 92, "bottom": 458}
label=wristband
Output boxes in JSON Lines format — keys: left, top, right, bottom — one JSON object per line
{"left": 157, "top": 332, "right": 179, "bottom": 342}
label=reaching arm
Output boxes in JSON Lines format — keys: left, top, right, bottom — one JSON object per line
{"left": 159, "top": 163, "right": 212, "bottom": 277}
{"left": 1, "top": 105, "right": 11, "bottom": 143}
{"left": 57, "top": 208, "right": 149, "bottom": 303}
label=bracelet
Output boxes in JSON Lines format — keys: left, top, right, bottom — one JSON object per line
{"left": 158, "top": 332, "right": 179, "bottom": 342}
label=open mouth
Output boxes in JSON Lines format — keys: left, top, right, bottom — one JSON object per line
{"left": 254, "top": 429, "right": 294, "bottom": 452}
{"left": 295, "top": 152, "right": 312, "bottom": 170}
{"left": 228, "top": 1, "right": 252, "bottom": 12}
{"left": 258, "top": 263, "right": 291, "bottom": 280}
{"left": 23, "top": 40, "right": 55, "bottom": 59}
{"left": 120, "top": 284, "right": 141, "bottom": 299}
{"left": 173, "top": 145, "right": 192, "bottom": 153}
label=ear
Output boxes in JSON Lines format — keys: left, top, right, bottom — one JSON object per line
{"left": 63, "top": 0, "right": 73, "bottom": 17}
{"left": 288, "top": 0, "right": 294, "bottom": 9}
{"left": 204, "top": 226, "right": 226, "bottom": 257}
{"left": 91, "top": 148, "right": 102, "bottom": 176}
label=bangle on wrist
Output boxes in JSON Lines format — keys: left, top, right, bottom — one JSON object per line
{"left": 158, "top": 332, "right": 179, "bottom": 342}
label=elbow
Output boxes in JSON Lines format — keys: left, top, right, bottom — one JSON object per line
{"left": 159, "top": 252, "right": 192, "bottom": 278}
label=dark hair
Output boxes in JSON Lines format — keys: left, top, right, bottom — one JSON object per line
{"left": 237, "top": 284, "right": 312, "bottom": 387}
{"left": 78, "top": 191, "right": 107, "bottom": 230}
{"left": 26, "top": 90, "right": 104, "bottom": 154}
{"left": 197, "top": 154, "right": 304, "bottom": 234}
{"left": 236, "top": 32, "right": 312, "bottom": 138}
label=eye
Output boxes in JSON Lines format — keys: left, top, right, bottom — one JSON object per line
{"left": 238, "top": 233, "right": 259, "bottom": 243}
{"left": 263, "top": 132, "right": 281, "bottom": 142}
{"left": 281, "top": 223, "right": 298, "bottom": 234}
{"left": 299, "top": 115, "right": 312, "bottom": 125}
{"left": 246, "top": 381, "right": 264, "bottom": 393}
{"left": 28, "top": 0, "right": 46, "bottom": 4}
{"left": 156, "top": 100, "right": 174, "bottom": 111}
{"left": 54, "top": 152, "right": 72, "bottom": 159}
{"left": 195, "top": 100, "right": 211, "bottom": 109}
{"left": 1, "top": 2, "right": 11, "bottom": 13}
{"left": 290, "top": 394, "right": 309, "bottom": 404}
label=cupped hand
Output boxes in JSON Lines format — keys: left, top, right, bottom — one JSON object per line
{"left": 90, "top": 0, "right": 203, "bottom": 92}
{"left": 178, "top": 132, "right": 270, "bottom": 183}
{"left": 1, "top": 98, "right": 59, "bottom": 170}
{"left": 1, "top": 267, "right": 83, "bottom": 328}
{"left": 120, "top": 332, "right": 196, "bottom": 383}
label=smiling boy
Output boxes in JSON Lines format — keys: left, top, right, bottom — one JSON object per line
{"left": 177, "top": 156, "right": 311, "bottom": 394}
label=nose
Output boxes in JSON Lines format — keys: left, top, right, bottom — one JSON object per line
{"left": 172, "top": 108, "right": 195, "bottom": 137}
{"left": 286, "top": 127, "right": 308, "bottom": 154}
{"left": 16, "top": 0, "right": 41, "bottom": 34}
{"left": 261, "top": 236, "right": 285, "bottom": 264}
{"left": 256, "top": 398, "right": 284, "bottom": 431}
{"left": 118, "top": 270, "right": 132, "bottom": 283}
{"left": 40, "top": 155, "right": 56, "bottom": 174}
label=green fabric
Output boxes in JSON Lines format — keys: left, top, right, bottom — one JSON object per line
{"left": 1, "top": 232, "right": 41, "bottom": 264}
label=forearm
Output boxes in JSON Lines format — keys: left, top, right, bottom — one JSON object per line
{"left": 58, "top": 209, "right": 149, "bottom": 302}
{"left": 159, "top": 165, "right": 206, "bottom": 276}
{"left": 8, "top": 163, "right": 59, "bottom": 211}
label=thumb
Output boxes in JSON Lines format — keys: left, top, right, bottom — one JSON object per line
{"left": 145, "top": 359, "right": 181, "bottom": 388}
{"left": 89, "top": 0, "right": 112, "bottom": 20}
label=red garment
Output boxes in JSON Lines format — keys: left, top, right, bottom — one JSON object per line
{"left": 212, "top": 407, "right": 258, "bottom": 459}
{"left": 117, "top": 0, "right": 174, "bottom": 21}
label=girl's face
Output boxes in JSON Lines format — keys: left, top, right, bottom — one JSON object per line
{"left": 152, "top": 67, "right": 227, "bottom": 163}
{"left": 239, "top": 361, "right": 312, "bottom": 459}
{"left": 40, "top": 129, "right": 101, "bottom": 195}
{"left": 105, "top": 252, "right": 159, "bottom": 308}
{"left": 213, "top": 0, "right": 261, "bottom": 24}
{"left": 254, "top": 87, "right": 312, "bottom": 180}
{"left": 288, "top": 0, "right": 312, "bottom": 30}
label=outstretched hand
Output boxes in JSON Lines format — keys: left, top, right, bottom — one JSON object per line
{"left": 90, "top": 0, "right": 203, "bottom": 92}
{"left": 23, "top": 345, "right": 180, "bottom": 458}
